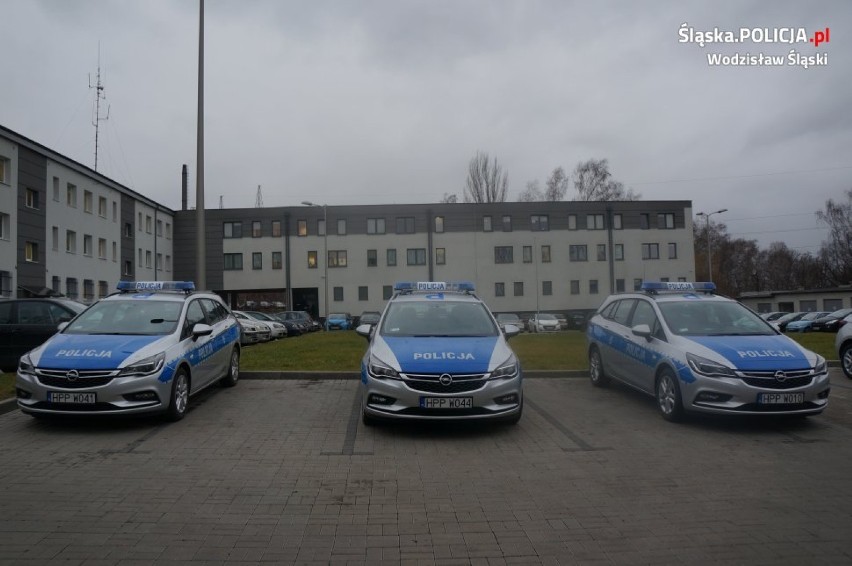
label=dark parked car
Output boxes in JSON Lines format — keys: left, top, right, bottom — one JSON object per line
{"left": 810, "top": 308, "right": 852, "bottom": 332}
{"left": 358, "top": 311, "right": 381, "bottom": 327}
{"left": 774, "top": 312, "right": 806, "bottom": 332}
{"left": 0, "top": 298, "right": 88, "bottom": 371}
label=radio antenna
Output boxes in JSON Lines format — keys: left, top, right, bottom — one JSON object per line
{"left": 89, "top": 42, "right": 110, "bottom": 171}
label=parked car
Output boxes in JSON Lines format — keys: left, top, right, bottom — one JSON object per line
{"left": 325, "top": 312, "right": 353, "bottom": 330}
{"left": 835, "top": 314, "right": 852, "bottom": 379}
{"left": 785, "top": 311, "right": 831, "bottom": 333}
{"left": 811, "top": 308, "right": 852, "bottom": 332}
{"left": 0, "top": 298, "right": 88, "bottom": 371}
{"left": 272, "top": 316, "right": 303, "bottom": 337}
{"left": 243, "top": 311, "right": 288, "bottom": 339}
{"left": 774, "top": 312, "right": 807, "bottom": 332}
{"left": 495, "top": 313, "right": 524, "bottom": 333}
{"left": 358, "top": 311, "right": 381, "bottom": 327}
{"left": 528, "top": 313, "right": 560, "bottom": 333}
{"left": 760, "top": 311, "right": 790, "bottom": 322}
{"left": 232, "top": 311, "right": 270, "bottom": 344}
{"left": 275, "top": 310, "right": 319, "bottom": 332}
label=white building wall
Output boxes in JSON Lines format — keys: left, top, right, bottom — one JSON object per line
{"left": 0, "top": 137, "right": 18, "bottom": 296}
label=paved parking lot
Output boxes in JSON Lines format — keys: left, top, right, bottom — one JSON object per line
{"left": 1, "top": 370, "right": 851, "bottom": 565}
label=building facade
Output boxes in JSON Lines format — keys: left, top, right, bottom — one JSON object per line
{"left": 739, "top": 287, "right": 852, "bottom": 314}
{"left": 0, "top": 125, "right": 175, "bottom": 301}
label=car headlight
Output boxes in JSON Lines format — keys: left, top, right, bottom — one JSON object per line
{"left": 490, "top": 355, "right": 519, "bottom": 380}
{"left": 686, "top": 353, "right": 737, "bottom": 378}
{"left": 368, "top": 355, "right": 400, "bottom": 380}
{"left": 118, "top": 353, "right": 165, "bottom": 378}
{"left": 18, "top": 353, "right": 36, "bottom": 377}
{"left": 814, "top": 355, "right": 827, "bottom": 375}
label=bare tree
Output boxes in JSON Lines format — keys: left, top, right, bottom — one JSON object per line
{"left": 545, "top": 166, "right": 569, "bottom": 201}
{"left": 440, "top": 193, "right": 458, "bottom": 203}
{"left": 518, "top": 180, "right": 543, "bottom": 202}
{"left": 816, "top": 188, "right": 852, "bottom": 285}
{"left": 464, "top": 151, "right": 508, "bottom": 203}
{"left": 572, "top": 158, "right": 640, "bottom": 201}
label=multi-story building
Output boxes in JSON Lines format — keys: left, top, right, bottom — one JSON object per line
{"left": 0, "top": 125, "right": 175, "bottom": 301}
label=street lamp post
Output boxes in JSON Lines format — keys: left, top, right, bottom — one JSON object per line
{"left": 301, "top": 201, "right": 328, "bottom": 324}
{"left": 696, "top": 208, "right": 727, "bottom": 282}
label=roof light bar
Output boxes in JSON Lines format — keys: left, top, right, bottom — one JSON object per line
{"left": 641, "top": 281, "right": 716, "bottom": 294}
{"left": 393, "top": 281, "right": 476, "bottom": 293}
{"left": 116, "top": 281, "right": 196, "bottom": 292}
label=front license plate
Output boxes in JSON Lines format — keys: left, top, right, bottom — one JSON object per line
{"left": 47, "top": 391, "right": 97, "bottom": 404}
{"left": 757, "top": 392, "right": 804, "bottom": 405}
{"left": 420, "top": 397, "right": 473, "bottom": 409}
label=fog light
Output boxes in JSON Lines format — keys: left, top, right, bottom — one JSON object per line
{"left": 368, "top": 394, "right": 395, "bottom": 405}
{"left": 16, "top": 388, "right": 31, "bottom": 400}
{"left": 494, "top": 393, "right": 518, "bottom": 405}
{"left": 695, "top": 391, "right": 732, "bottom": 403}
{"left": 818, "top": 388, "right": 830, "bottom": 399}
{"left": 124, "top": 391, "right": 160, "bottom": 403}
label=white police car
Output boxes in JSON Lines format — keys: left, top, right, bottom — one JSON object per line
{"left": 356, "top": 282, "right": 523, "bottom": 425}
{"left": 587, "top": 282, "right": 830, "bottom": 421}
{"left": 16, "top": 281, "right": 241, "bottom": 421}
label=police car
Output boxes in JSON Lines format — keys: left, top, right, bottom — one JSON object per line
{"left": 356, "top": 282, "right": 523, "bottom": 425}
{"left": 587, "top": 282, "right": 830, "bottom": 421}
{"left": 16, "top": 281, "right": 241, "bottom": 421}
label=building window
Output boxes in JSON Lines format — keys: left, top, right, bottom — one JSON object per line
{"left": 614, "top": 244, "right": 624, "bottom": 261}
{"left": 112, "top": 202, "right": 117, "bottom": 222}
{"left": 112, "top": 242, "right": 117, "bottom": 262}
{"left": 66, "top": 278, "right": 79, "bottom": 300}
{"left": 483, "top": 216, "right": 493, "bottom": 232}
{"left": 613, "top": 214, "right": 623, "bottom": 229}
{"left": 668, "top": 243, "right": 678, "bottom": 259}
{"left": 358, "top": 286, "right": 368, "bottom": 301}
{"left": 156, "top": 253, "right": 163, "bottom": 271}
{"left": 0, "top": 214, "right": 9, "bottom": 240}
{"left": 435, "top": 216, "right": 444, "bottom": 233}
{"left": 383, "top": 285, "right": 393, "bottom": 300}
{"left": 145, "top": 215, "right": 152, "bottom": 234}
{"left": 145, "top": 250, "right": 152, "bottom": 268}
{"left": 328, "top": 250, "right": 348, "bottom": 267}
{"left": 138, "top": 248, "right": 143, "bottom": 266}
{"left": 52, "top": 276, "right": 61, "bottom": 294}
{"left": 495, "top": 282, "right": 505, "bottom": 297}
{"left": 616, "top": 279, "right": 625, "bottom": 292}
{"left": 586, "top": 214, "right": 604, "bottom": 230}
{"left": 51, "top": 226, "right": 58, "bottom": 250}
{"left": 98, "top": 280, "right": 109, "bottom": 298}
{"left": 568, "top": 215, "right": 577, "bottom": 230}
{"left": 123, "top": 260, "right": 132, "bottom": 276}
{"left": 658, "top": 213, "right": 675, "bottom": 229}
{"left": 252, "top": 221, "right": 262, "bottom": 237}
{"left": 337, "top": 219, "right": 346, "bottom": 235}
{"left": 642, "top": 243, "right": 660, "bottom": 260}
{"left": 494, "top": 246, "right": 513, "bottom": 264}
{"left": 66, "top": 230, "right": 77, "bottom": 254}
{"left": 435, "top": 248, "right": 446, "bottom": 265}
{"left": 396, "top": 216, "right": 415, "bottom": 234}
{"left": 25, "top": 242, "right": 39, "bottom": 263}
{"left": 124, "top": 222, "right": 132, "bottom": 238}
{"left": 52, "top": 177, "right": 59, "bottom": 200}
{"left": 589, "top": 280, "right": 599, "bottom": 295}
{"left": 570, "top": 280, "right": 580, "bottom": 295}
{"left": 25, "top": 188, "right": 39, "bottom": 209}
{"left": 569, "top": 245, "right": 588, "bottom": 262}
{"left": 84, "top": 190, "right": 93, "bottom": 213}
{"left": 0, "top": 158, "right": 10, "bottom": 185}
{"left": 97, "top": 238, "right": 107, "bottom": 259}
{"left": 317, "top": 219, "right": 326, "bottom": 236}
{"left": 98, "top": 196, "right": 108, "bottom": 217}
{"left": 502, "top": 215, "right": 512, "bottom": 232}
{"left": 308, "top": 251, "right": 318, "bottom": 268}
{"left": 297, "top": 220, "right": 307, "bottom": 236}
{"left": 224, "top": 253, "right": 243, "bottom": 270}
{"left": 83, "top": 279, "right": 94, "bottom": 301}
{"left": 367, "top": 249, "right": 378, "bottom": 267}
{"left": 640, "top": 213, "right": 650, "bottom": 230}
{"left": 597, "top": 244, "right": 607, "bottom": 261}
{"left": 252, "top": 252, "right": 262, "bottom": 269}
{"left": 67, "top": 184, "right": 77, "bottom": 207}
{"left": 272, "top": 251, "right": 282, "bottom": 270}
{"left": 513, "top": 282, "right": 524, "bottom": 296}
{"left": 406, "top": 248, "right": 426, "bottom": 266}
{"left": 0, "top": 271, "right": 11, "bottom": 297}
{"left": 387, "top": 249, "right": 397, "bottom": 266}
{"left": 223, "top": 221, "right": 242, "bottom": 238}
{"left": 83, "top": 235, "right": 93, "bottom": 257}
{"left": 522, "top": 246, "right": 532, "bottom": 263}
{"left": 542, "top": 281, "right": 553, "bottom": 296}
{"left": 367, "top": 218, "right": 386, "bottom": 234}
{"left": 633, "top": 278, "right": 643, "bottom": 291}
{"left": 165, "top": 255, "right": 171, "bottom": 272}
{"left": 531, "top": 215, "right": 549, "bottom": 231}
{"left": 272, "top": 220, "right": 282, "bottom": 237}
{"left": 333, "top": 286, "right": 344, "bottom": 301}
{"left": 138, "top": 212, "right": 143, "bottom": 230}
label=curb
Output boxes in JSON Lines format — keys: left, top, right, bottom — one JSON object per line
{"left": 0, "top": 398, "right": 17, "bottom": 417}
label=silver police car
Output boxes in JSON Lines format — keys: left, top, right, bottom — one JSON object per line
{"left": 357, "top": 282, "right": 523, "bottom": 425}
{"left": 587, "top": 282, "right": 830, "bottom": 421}
{"left": 16, "top": 281, "right": 241, "bottom": 421}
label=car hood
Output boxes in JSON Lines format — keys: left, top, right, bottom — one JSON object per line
{"left": 28, "top": 333, "right": 169, "bottom": 370}
{"left": 685, "top": 335, "right": 814, "bottom": 371}
{"left": 372, "top": 336, "right": 508, "bottom": 374}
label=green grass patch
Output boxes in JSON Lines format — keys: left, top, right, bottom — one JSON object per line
{"left": 0, "top": 372, "right": 14, "bottom": 401}
{"left": 785, "top": 332, "right": 837, "bottom": 360}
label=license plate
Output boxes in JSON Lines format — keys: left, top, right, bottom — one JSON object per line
{"left": 420, "top": 397, "right": 473, "bottom": 409}
{"left": 47, "top": 392, "right": 97, "bottom": 404}
{"left": 757, "top": 392, "right": 804, "bottom": 405}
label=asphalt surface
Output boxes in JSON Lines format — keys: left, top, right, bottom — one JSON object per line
{"left": 0, "top": 369, "right": 850, "bottom": 564}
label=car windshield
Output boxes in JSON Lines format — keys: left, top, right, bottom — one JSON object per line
{"left": 329, "top": 313, "right": 347, "bottom": 319}
{"left": 247, "top": 311, "right": 273, "bottom": 321}
{"left": 380, "top": 301, "right": 498, "bottom": 337}
{"left": 538, "top": 314, "right": 557, "bottom": 321}
{"left": 497, "top": 314, "right": 520, "bottom": 323}
{"left": 775, "top": 312, "right": 803, "bottom": 323}
{"left": 64, "top": 300, "right": 183, "bottom": 335}
{"left": 658, "top": 300, "right": 775, "bottom": 336}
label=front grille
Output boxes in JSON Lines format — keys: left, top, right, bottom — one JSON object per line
{"left": 36, "top": 369, "right": 116, "bottom": 389}
{"left": 739, "top": 369, "right": 814, "bottom": 390}
{"left": 405, "top": 380, "right": 486, "bottom": 393}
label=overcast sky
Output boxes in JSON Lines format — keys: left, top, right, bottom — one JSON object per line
{"left": 3, "top": 0, "right": 850, "bottom": 253}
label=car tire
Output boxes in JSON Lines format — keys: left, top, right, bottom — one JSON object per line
{"left": 841, "top": 343, "right": 852, "bottom": 380}
{"left": 220, "top": 347, "right": 240, "bottom": 388}
{"left": 165, "top": 367, "right": 190, "bottom": 422}
{"left": 362, "top": 408, "right": 378, "bottom": 426}
{"left": 656, "top": 368, "right": 684, "bottom": 422}
{"left": 588, "top": 347, "right": 610, "bottom": 387}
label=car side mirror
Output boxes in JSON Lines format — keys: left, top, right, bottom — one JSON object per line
{"left": 632, "top": 324, "right": 652, "bottom": 341}
{"left": 192, "top": 323, "right": 214, "bottom": 339}
{"left": 355, "top": 323, "right": 373, "bottom": 341}
{"left": 503, "top": 324, "right": 521, "bottom": 339}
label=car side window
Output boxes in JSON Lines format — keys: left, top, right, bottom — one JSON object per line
{"left": 611, "top": 299, "right": 636, "bottom": 327}
{"left": 630, "top": 300, "right": 665, "bottom": 340}
{"left": 0, "top": 302, "right": 12, "bottom": 324}
{"left": 48, "top": 303, "right": 75, "bottom": 324}
{"left": 200, "top": 299, "right": 225, "bottom": 324}
{"left": 18, "top": 302, "right": 53, "bottom": 325}
{"left": 183, "top": 300, "right": 207, "bottom": 339}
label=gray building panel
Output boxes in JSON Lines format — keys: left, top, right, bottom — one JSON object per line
{"left": 16, "top": 146, "right": 46, "bottom": 291}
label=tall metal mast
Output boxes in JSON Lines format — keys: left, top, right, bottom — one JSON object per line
{"left": 89, "top": 44, "right": 109, "bottom": 171}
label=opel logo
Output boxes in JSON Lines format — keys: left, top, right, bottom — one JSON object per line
{"left": 774, "top": 371, "right": 788, "bottom": 383}
{"left": 439, "top": 374, "right": 453, "bottom": 386}
{"left": 66, "top": 369, "right": 79, "bottom": 382}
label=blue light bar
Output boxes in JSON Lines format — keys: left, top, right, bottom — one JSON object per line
{"left": 393, "top": 281, "right": 476, "bottom": 292}
{"left": 641, "top": 281, "right": 716, "bottom": 293}
{"left": 117, "top": 281, "right": 196, "bottom": 292}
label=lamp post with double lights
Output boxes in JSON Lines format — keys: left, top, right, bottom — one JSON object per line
{"left": 696, "top": 208, "right": 727, "bottom": 282}
{"left": 301, "top": 201, "right": 328, "bottom": 324}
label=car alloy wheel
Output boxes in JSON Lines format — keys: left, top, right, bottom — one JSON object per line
{"left": 656, "top": 369, "right": 684, "bottom": 422}
{"left": 589, "top": 348, "right": 610, "bottom": 387}
{"left": 842, "top": 344, "right": 852, "bottom": 380}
